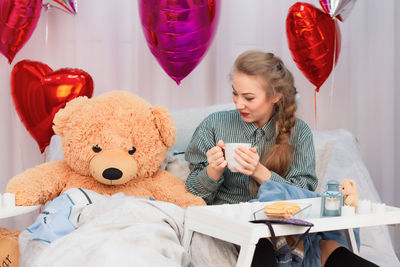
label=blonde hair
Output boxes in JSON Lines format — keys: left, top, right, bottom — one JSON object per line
{"left": 233, "top": 50, "right": 297, "bottom": 195}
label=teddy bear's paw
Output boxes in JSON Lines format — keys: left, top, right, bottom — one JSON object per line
{"left": 183, "top": 196, "right": 206, "bottom": 207}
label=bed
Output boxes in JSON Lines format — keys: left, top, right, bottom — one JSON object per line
{"left": 28, "top": 103, "right": 399, "bottom": 267}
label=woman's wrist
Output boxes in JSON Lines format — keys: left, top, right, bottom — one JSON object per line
{"left": 252, "top": 163, "right": 271, "bottom": 184}
{"left": 206, "top": 165, "right": 223, "bottom": 182}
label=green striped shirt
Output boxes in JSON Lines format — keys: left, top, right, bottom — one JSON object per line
{"left": 185, "top": 109, "right": 317, "bottom": 205}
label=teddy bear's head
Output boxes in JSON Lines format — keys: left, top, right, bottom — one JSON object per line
{"left": 52, "top": 91, "right": 176, "bottom": 185}
{"left": 340, "top": 179, "right": 357, "bottom": 197}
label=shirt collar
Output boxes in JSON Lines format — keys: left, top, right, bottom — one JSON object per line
{"left": 238, "top": 112, "right": 276, "bottom": 141}
{"left": 261, "top": 114, "right": 276, "bottom": 141}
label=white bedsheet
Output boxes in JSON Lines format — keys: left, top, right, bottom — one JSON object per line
{"left": 18, "top": 187, "right": 399, "bottom": 267}
{"left": 19, "top": 193, "right": 238, "bottom": 267}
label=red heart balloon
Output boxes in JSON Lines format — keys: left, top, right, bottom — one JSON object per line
{"left": 0, "top": 0, "right": 42, "bottom": 63}
{"left": 11, "top": 60, "right": 94, "bottom": 153}
{"left": 286, "top": 2, "right": 341, "bottom": 92}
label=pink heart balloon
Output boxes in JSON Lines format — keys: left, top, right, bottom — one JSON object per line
{"left": 0, "top": 0, "right": 42, "bottom": 63}
{"left": 138, "top": 0, "right": 220, "bottom": 85}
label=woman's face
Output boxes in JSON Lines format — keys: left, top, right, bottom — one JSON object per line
{"left": 232, "top": 72, "right": 281, "bottom": 128}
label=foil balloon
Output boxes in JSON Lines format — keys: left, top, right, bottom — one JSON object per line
{"left": 43, "top": 0, "right": 78, "bottom": 15}
{"left": 138, "top": 0, "right": 220, "bottom": 85}
{"left": 286, "top": 2, "right": 341, "bottom": 92}
{"left": 319, "top": 0, "right": 357, "bottom": 21}
{"left": 0, "top": 0, "right": 42, "bottom": 63}
{"left": 11, "top": 60, "right": 94, "bottom": 153}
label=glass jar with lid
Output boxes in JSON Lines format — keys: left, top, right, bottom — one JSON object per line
{"left": 321, "top": 180, "right": 343, "bottom": 217}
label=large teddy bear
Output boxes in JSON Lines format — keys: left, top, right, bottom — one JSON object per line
{"left": 6, "top": 91, "right": 204, "bottom": 208}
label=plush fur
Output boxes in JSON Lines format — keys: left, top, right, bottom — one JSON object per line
{"left": 0, "top": 228, "right": 20, "bottom": 267}
{"left": 340, "top": 179, "right": 358, "bottom": 209}
{"left": 6, "top": 91, "right": 205, "bottom": 208}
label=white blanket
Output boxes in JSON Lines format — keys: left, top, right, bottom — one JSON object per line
{"left": 19, "top": 193, "right": 238, "bottom": 267}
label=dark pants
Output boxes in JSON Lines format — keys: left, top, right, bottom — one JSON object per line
{"left": 251, "top": 238, "right": 277, "bottom": 267}
{"left": 325, "top": 247, "right": 379, "bottom": 267}
{"left": 251, "top": 238, "right": 379, "bottom": 267}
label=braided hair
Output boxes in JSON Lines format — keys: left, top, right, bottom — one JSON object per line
{"left": 233, "top": 50, "right": 297, "bottom": 194}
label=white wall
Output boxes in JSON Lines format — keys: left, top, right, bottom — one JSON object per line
{"left": 393, "top": 0, "right": 400, "bottom": 257}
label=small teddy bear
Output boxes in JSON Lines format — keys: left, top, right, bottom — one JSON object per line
{"left": 340, "top": 179, "right": 359, "bottom": 209}
{"left": 6, "top": 91, "right": 205, "bottom": 208}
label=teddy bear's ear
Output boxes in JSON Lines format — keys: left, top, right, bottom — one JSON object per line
{"left": 151, "top": 106, "right": 176, "bottom": 148}
{"left": 349, "top": 179, "right": 356, "bottom": 189}
{"left": 53, "top": 96, "right": 89, "bottom": 137}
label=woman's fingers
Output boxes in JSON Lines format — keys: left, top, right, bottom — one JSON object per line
{"left": 207, "top": 145, "right": 226, "bottom": 169}
{"left": 234, "top": 155, "right": 253, "bottom": 171}
{"left": 236, "top": 147, "right": 259, "bottom": 163}
{"left": 234, "top": 146, "right": 259, "bottom": 174}
{"left": 216, "top": 140, "right": 225, "bottom": 148}
{"left": 214, "top": 155, "right": 226, "bottom": 165}
{"left": 235, "top": 147, "right": 251, "bottom": 161}
{"left": 219, "top": 160, "right": 228, "bottom": 168}
{"left": 234, "top": 165, "right": 252, "bottom": 175}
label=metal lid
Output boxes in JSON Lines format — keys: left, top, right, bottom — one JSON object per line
{"left": 327, "top": 180, "right": 339, "bottom": 185}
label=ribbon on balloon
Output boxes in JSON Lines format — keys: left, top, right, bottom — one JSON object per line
{"left": 138, "top": 0, "right": 220, "bottom": 85}
{"left": 11, "top": 60, "right": 94, "bottom": 153}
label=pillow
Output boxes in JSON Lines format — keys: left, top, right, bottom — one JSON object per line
{"left": 45, "top": 135, "right": 63, "bottom": 162}
{"left": 313, "top": 129, "right": 380, "bottom": 202}
{"left": 314, "top": 139, "right": 336, "bottom": 194}
{"left": 161, "top": 152, "right": 190, "bottom": 182}
{"left": 169, "top": 103, "right": 235, "bottom": 153}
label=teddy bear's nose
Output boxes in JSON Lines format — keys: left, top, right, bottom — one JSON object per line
{"left": 102, "top": 168, "right": 123, "bottom": 180}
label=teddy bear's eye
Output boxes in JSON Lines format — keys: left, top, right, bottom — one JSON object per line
{"left": 128, "top": 146, "right": 136, "bottom": 155}
{"left": 92, "top": 145, "right": 102, "bottom": 153}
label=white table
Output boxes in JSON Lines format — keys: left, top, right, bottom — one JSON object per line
{"left": 183, "top": 197, "right": 400, "bottom": 267}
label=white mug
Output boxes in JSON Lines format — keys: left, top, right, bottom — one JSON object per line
{"left": 224, "top": 143, "right": 251, "bottom": 172}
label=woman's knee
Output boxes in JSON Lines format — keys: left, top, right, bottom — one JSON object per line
{"left": 319, "top": 239, "right": 341, "bottom": 266}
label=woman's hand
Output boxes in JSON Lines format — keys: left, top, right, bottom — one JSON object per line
{"left": 234, "top": 147, "right": 271, "bottom": 184}
{"left": 206, "top": 140, "right": 227, "bottom": 181}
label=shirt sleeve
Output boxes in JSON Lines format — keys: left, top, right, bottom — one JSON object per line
{"left": 184, "top": 117, "right": 224, "bottom": 204}
{"left": 269, "top": 120, "right": 318, "bottom": 191}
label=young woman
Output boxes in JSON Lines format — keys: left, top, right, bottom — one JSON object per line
{"left": 185, "top": 50, "right": 378, "bottom": 267}
{"left": 185, "top": 50, "right": 316, "bottom": 204}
